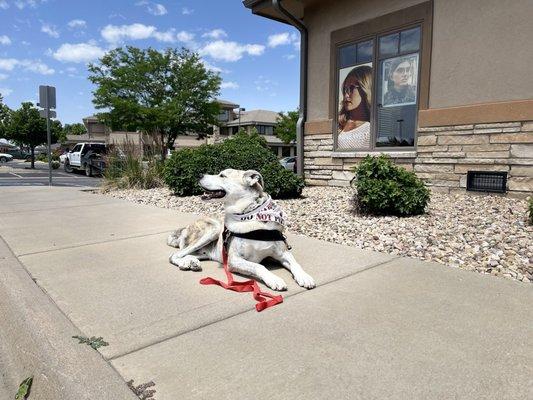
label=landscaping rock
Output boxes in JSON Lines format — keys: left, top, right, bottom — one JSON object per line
{"left": 102, "top": 187, "right": 532, "bottom": 284}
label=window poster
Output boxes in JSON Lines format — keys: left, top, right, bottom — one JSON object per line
{"left": 337, "top": 63, "right": 373, "bottom": 150}
{"left": 381, "top": 54, "right": 418, "bottom": 108}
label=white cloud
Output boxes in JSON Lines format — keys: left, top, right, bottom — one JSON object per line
{"left": 101, "top": 23, "right": 178, "bottom": 44}
{"left": 0, "top": 87, "right": 13, "bottom": 97}
{"left": 0, "top": 35, "right": 11, "bottom": 45}
{"left": 0, "top": 1, "right": 8, "bottom": 10}
{"left": 267, "top": 32, "right": 300, "bottom": 48}
{"left": 101, "top": 23, "right": 155, "bottom": 43}
{"left": 148, "top": 3, "right": 167, "bottom": 16}
{"left": 0, "top": 73, "right": 8, "bottom": 80}
{"left": 202, "top": 29, "right": 227, "bottom": 39}
{"left": 53, "top": 42, "right": 106, "bottom": 63}
{"left": 0, "top": 58, "right": 54, "bottom": 74}
{"left": 136, "top": 1, "right": 167, "bottom": 16}
{"left": 41, "top": 23, "right": 59, "bottom": 38}
{"left": 221, "top": 81, "right": 239, "bottom": 89}
{"left": 24, "top": 61, "right": 54, "bottom": 74}
{"left": 182, "top": 7, "right": 193, "bottom": 15}
{"left": 201, "top": 40, "right": 265, "bottom": 62}
{"left": 176, "top": 30, "right": 194, "bottom": 43}
{"left": 21, "top": 40, "right": 30, "bottom": 46}
{"left": 67, "top": 19, "right": 87, "bottom": 29}
{"left": 283, "top": 54, "right": 296, "bottom": 60}
{"left": 14, "top": 0, "right": 41, "bottom": 9}
{"left": 0, "top": 58, "right": 18, "bottom": 70}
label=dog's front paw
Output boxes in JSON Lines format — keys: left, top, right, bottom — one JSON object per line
{"left": 169, "top": 254, "right": 202, "bottom": 271}
{"left": 294, "top": 272, "right": 316, "bottom": 289}
{"left": 263, "top": 274, "right": 287, "bottom": 291}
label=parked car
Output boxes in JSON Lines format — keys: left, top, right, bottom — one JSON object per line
{"left": 6, "top": 148, "right": 31, "bottom": 160}
{"left": 279, "top": 156, "right": 296, "bottom": 172}
{"left": 0, "top": 152, "right": 14, "bottom": 163}
{"left": 64, "top": 143, "right": 107, "bottom": 176}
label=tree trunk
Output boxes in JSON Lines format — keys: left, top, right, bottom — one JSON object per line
{"left": 30, "top": 146, "right": 35, "bottom": 169}
{"left": 160, "top": 131, "right": 166, "bottom": 160}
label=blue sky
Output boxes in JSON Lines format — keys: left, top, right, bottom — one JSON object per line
{"left": 0, "top": 0, "right": 300, "bottom": 124}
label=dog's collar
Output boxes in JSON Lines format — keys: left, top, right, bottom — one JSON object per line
{"left": 222, "top": 227, "right": 291, "bottom": 250}
{"left": 226, "top": 196, "right": 285, "bottom": 225}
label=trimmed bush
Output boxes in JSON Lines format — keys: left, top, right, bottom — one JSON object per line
{"left": 352, "top": 155, "right": 430, "bottom": 216}
{"left": 164, "top": 132, "right": 304, "bottom": 198}
{"left": 51, "top": 160, "right": 60, "bottom": 169}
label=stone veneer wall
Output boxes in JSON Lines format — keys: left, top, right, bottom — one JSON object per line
{"left": 415, "top": 121, "right": 532, "bottom": 195}
{"left": 303, "top": 121, "right": 532, "bottom": 195}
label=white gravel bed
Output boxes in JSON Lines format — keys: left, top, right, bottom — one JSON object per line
{"left": 102, "top": 187, "right": 532, "bottom": 283}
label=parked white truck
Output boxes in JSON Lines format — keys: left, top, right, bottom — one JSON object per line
{"left": 64, "top": 143, "right": 107, "bottom": 177}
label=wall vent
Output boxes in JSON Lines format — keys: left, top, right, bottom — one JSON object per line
{"left": 466, "top": 171, "right": 507, "bottom": 193}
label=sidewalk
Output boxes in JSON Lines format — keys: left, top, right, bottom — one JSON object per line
{"left": 0, "top": 186, "right": 531, "bottom": 399}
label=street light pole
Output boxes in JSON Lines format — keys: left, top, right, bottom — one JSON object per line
{"left": 237, "top": 107, "right": 245, "bottom": 133}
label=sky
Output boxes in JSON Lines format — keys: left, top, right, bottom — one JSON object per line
{"left": 0, "top": 0, "right": 300, "bottom": 124}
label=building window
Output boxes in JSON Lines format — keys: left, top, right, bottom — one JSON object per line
{"left": 335, "top": 26, "right": 421, "bottom": 150}
{"left": 256, "top": 125, "right": 274, "bottom": 135}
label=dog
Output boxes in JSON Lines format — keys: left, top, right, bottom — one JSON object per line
{"left": 167, "top": 169, "right": 315, "bottom": 291}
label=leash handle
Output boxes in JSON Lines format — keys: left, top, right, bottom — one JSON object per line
{"left": 199, "top": 249, "right": 283, "bottom": 312}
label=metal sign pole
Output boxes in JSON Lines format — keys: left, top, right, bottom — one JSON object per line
{"left": 46, "top": 87, "right": 52, "bottom": 186}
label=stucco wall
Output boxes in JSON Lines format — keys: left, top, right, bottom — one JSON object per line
{"left": 304, "top": 0, "right": 533, "bottom": 120}
{"left": 430, "top": 0, "right": 533, "bottom": 108}
{"left": 304, "top": 0, "right": 426, "bottom": 121}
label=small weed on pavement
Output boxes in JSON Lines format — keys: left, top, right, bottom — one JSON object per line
{"left": 127, "top": 379, "right": 156, "bottom": 399}
{"left": 15, "top": 376, "right": 32, "bottom": 399}
{"left": 72, "top": 335, "right": 109, "bottom": 350}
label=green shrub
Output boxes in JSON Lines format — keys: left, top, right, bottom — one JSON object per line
{"left": 352, "top": 155, "right": 430, "bottom": 216}
{"left": 103, "top": 146, "right": 164, "bottom": 190}
{"left": 51, "top": 160, "right": 60, "bottom": 169}
{"left": 527, "top": 197, "right": 533, "bottom": 225}
{"left": 164, "top": 132, "right": 304, "bottom": 198}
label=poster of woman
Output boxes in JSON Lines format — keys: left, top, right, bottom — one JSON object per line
{"left": 337, "top": 63, "right": 372, "bottom": 149}
{"left": 382, "top": 54, "right": 418, "bottom": 107}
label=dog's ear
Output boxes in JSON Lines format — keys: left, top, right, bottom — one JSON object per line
{"left": 243, "top": 170, "right": 264, "bottom": 189}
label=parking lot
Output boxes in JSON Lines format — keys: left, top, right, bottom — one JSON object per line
{"left": 0, "top": 159, "right": 102, "bottom": 188}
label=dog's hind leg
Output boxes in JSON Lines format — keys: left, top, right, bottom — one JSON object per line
{"left": 170, "top": 253, "right": 208, "bottom": 271}
{"left": 169, "top": 230, "right": 219, "bottom": 269}
{"left": 167, "top": 228, "right": 185, "bottom": 248}
{"left": 228, "top": 255, "right": 288, "bottom": 291}
{"left": 273, "top": 251, "right": 316, "bottom": 289}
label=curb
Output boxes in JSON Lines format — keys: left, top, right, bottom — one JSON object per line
{"left": 0, "top": 236, "right": 138, "bottom": 400}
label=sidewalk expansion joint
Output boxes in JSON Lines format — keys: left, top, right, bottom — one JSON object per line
{"left": 16, "top": 230, "right": 174, "bottom": 257}
{"left": 108, "top": 256, "right": 400, "bottom": 362}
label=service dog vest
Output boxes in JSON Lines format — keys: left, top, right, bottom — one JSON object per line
{"left": 226, "top": 196, "right": 285, "bottom": 226}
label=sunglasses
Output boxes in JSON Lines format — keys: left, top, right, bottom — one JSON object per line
{"left": 342, "top": 84, "right": 360, "bottom": 95}
{"left": 394, "top": 66, "right": 412, "bottom": 74}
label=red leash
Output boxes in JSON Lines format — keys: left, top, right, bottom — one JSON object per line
{"left": 199, "top": 249, "right": 283, "bottom": 312}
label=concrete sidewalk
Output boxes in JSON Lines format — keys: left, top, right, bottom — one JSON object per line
{"left": 0, "top": 186, "right": 531, "bottom": 399}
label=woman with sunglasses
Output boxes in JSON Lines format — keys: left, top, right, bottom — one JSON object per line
{"left": 338, "top": 65, "right": 372, "bottom": 149}
{"left": 384, "top": 57, "right": 416, "bottom": 106}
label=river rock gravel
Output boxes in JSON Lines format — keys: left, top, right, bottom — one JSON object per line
{"left": 102, "top": 187, "right": 532, "bottom": 284}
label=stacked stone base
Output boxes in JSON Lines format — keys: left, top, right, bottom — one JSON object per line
{"left": 303, "top": 121, "right": 532, "bottom": 195}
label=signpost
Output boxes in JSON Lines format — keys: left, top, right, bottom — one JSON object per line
{"left": 38, "top": 85, "right": 56, "bottom": 186}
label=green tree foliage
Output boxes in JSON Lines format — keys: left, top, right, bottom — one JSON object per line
{"left": 88, "top": 46, "right": 221, "bottom": 158}
{"left": 4, "top": 102, "right": 62, "bottom": 168}
{"left": 0, "top": 93, "right": 11, "bottom": 137}
{"left": 63, "top": 122, "right": 87, "bottom": 136}
{"left": 352, "top": 155, "right": 430, "bottom": 217}
{"left": 164, "top": 132, "right": 304, "bottom": 199}
{"left": 275, "top": 110, "right": 298, "bottom": 144}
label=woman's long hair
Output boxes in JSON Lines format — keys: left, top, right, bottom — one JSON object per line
{"left": 338, "top": 65, "right": 372, "bottom": 132}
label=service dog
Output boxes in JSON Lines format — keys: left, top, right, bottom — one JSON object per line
{"left": 167, "top": 169, "right": 315, "bottom": 291}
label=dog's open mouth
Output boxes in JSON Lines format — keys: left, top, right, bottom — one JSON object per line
{"left": 201, "top": 189, "right": 226, "bottom": 200}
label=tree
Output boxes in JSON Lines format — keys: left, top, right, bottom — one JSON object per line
{"left": 5, "top": 102, "right": 62, "bottom": 168}
{"left": 275, "top": 110, "right": 298, "bottom": 144}
{"left": 63, "top": 122, "right": 87, "bottom": 135}
{"left": 0, "top": 93, "right": 11, "bottom": 138}
{"left": 88, "top": 46, "right": 221, "bottom": 158}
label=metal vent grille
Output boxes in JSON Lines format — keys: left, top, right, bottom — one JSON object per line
{"left": 466, "top": 171, "right": 507, "bottom": 193}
